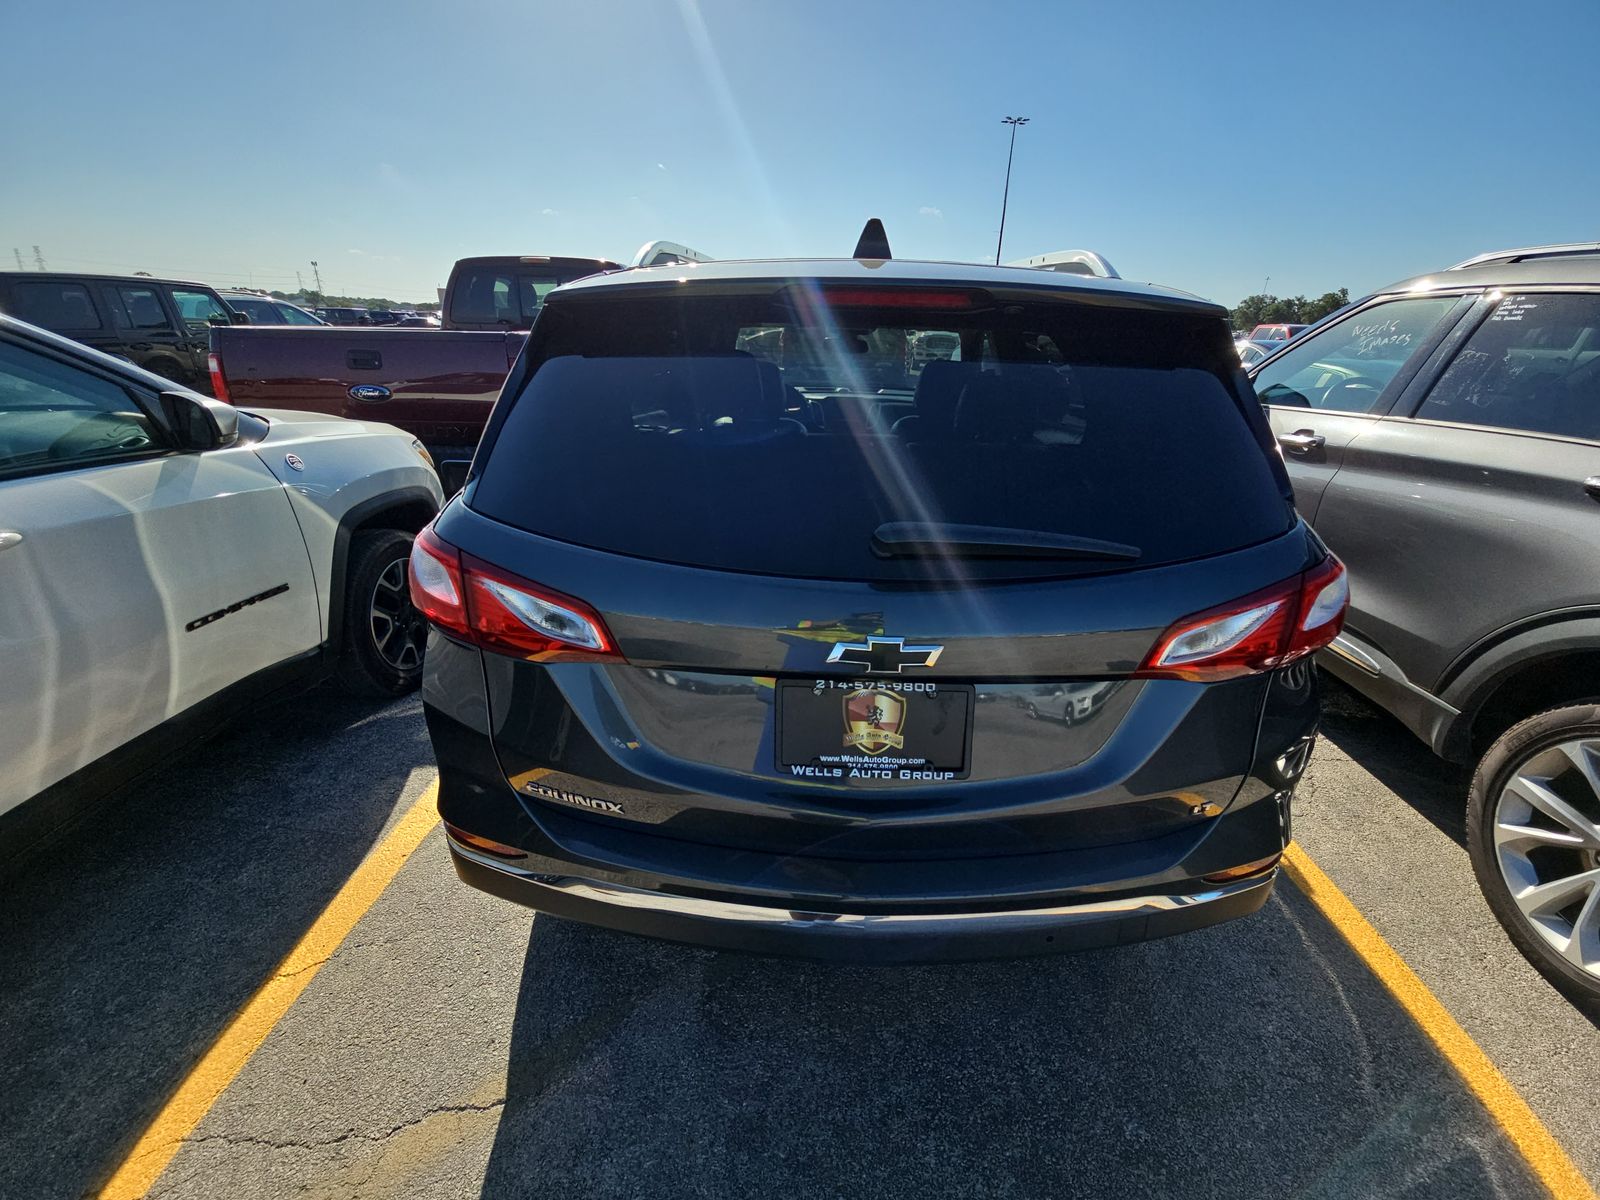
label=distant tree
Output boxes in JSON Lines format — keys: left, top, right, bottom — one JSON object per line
{"left": 1232, "top": 287, "right": 1349, "bottom": 331}
{"left": 1303, "top": 288, "right": 1351, "bottom": 324}
{"left": 1232, "top": 293, "right": 1276, "bottom": 331}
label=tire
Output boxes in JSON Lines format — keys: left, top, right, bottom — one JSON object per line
{"left": 1467, "top": 703, "right": 1600, "bottom": 1014}
{"left": 335, "top": 529, "right": 425, "bottom": 698}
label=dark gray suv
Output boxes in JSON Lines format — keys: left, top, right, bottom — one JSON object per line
{"left": 1255, "top": 242, "right": 1600, "bottom": 1008}
{"left": 412, "top": 253, "right": 1348, "bottom": 962}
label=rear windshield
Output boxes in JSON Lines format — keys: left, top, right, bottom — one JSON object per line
{"left": 470, "top": 289, "right": 1291, "bottom": 581}
{"left": 447, "top": 263, "right": 610, "bottom": 327}
{"left": 225, "top": 295, "right": 284, "bottom": 324}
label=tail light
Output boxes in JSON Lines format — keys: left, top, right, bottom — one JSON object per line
{"left": 1137, "top": 556, "right": 1347, "bottom": 682}
{"left": 408, "top": 526, "right": 621, "bottom": 662}
{"left": 207, "top": 352, "right": 229, "bottom": 402}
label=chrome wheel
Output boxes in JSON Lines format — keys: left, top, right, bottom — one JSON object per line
{"left": 1493, "top": 738, "right": 1600, "bottom": 978}
{"left": 369, "top": 557, "right": 425, "bottom": 672}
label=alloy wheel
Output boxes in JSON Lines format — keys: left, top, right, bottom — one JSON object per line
{"left": 369, "top": 557, "right": 425, "bottom": 672}
{"left": 1492, "top": 738, "right": 1600, "bottom": 979}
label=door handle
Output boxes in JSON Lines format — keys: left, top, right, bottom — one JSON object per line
{"left": 0, "top": 531, "right": 22, "bottom": 552}
{"left": 1583, "top": 476, "right": 1600, "bottom": 501}
{"left": 1278, "top": 429, "right": 1326, "bottom": 455}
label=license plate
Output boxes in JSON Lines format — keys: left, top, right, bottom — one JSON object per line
{"left": 776, "top": 679, "right": 973, "bottom": 783}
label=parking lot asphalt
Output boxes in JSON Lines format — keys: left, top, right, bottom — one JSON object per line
{"left": 2, "top": 679, "right": 1597, "bottom": 1200}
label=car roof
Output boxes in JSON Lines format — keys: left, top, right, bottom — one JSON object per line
{"left": 0, "top": 269, "right": 215, "bottom": 290}
{"left": 1378, "top": 245, "right": 1600, "bottom": 296}
{"left": 551, "top": 257, "right": 1225, "bottom": 315}
{"left": 0, "top": 311, "right": 206, "bottom": 393}
{"left": 453, "top": 255, "right": 622, "bottom": 269}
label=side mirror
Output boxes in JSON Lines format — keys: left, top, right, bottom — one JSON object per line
{"left": 160, "top": 390, "right": 239, "bottom": 450}
{"left": 230, "top": 310, "right": 251, "bottom": 325}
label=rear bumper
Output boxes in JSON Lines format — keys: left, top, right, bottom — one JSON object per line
{"left": 447, "top": 834, "right": 1276, "bottom": 963}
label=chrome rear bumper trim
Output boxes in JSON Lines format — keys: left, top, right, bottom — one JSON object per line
{"left": 447, "top": 836, "right": 1275, "bottom": 933}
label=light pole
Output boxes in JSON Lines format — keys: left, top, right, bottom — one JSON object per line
{"left": 310, "top": 260, "right": 323, "bottom": 299}
{"left": 995, "top": 115, "right": 1029, "bottom": 265}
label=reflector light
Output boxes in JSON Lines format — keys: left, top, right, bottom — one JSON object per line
{"left": 445, "top": 823, "right": 528, "bottom": 859}
{"left": 1203, "top": 853, "right": 1282, "bottom": 883}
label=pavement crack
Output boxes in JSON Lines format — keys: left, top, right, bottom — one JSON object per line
{"left": 1274, "top": 890, "right": 1381, "bottom": 1105}
{"left": 183, "top": 1099, "right": 507, "bottom": 1154}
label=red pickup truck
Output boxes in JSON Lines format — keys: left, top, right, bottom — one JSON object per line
{"left": 208, "top": 255, "right": 620, "bottom": 486}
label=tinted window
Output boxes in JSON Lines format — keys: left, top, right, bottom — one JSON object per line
{"left": 279, "top": 302, "right": 323, "bottom": 325}
{"left": 451, "top": 271, "right": 519, "bottom": 325}
{"left": 1415, "top": 293, "right": 1600, "bottom": 440}
{"left": 110, "top": 286, "right": 173, "bottom": 331}
{"left": 169, "top": 288, "right": 229, "bottom": 335}
{"left": 224, "top": 295, "right": 285, "bottom": 324}
{"left": 0, "top": 338, "right": 161, "bottom": 477}
{"left": 1254, "top": 296, "right": 1459, "bottom": 413}
{"left": 449, "top": 264, "right": 609, "bottom": 327}
{"left": 5, "top": 282, "right": 103, "bottom": 330}
{"left": 471, "top": 292, "right": 1290, "bottom": 581}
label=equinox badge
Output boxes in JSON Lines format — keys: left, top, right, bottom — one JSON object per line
{"left": 827, "top": 636, "right": 943, "bottom": 674}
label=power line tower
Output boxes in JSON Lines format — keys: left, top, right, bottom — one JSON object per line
{"left": 310, "top": 260, "right": 323, "bottom": 297}
{"left": 296, "top": 270, "right": 305, "bottom": 294}
{"left": 32, "top": 245, "right": 46, "bottom": 271}
{"left": 12, "top": 248, "right": 23, "bottom": 271}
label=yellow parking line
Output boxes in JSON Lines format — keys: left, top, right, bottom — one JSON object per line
{"left": 1282, "top": 842, "right": 1596, "bottom": 1200}
{"left": 89, "top": 793, "right": 1592, "bottom": 1199}
{"left": 95, "top": 784, "right": 441, "bottom": 1200}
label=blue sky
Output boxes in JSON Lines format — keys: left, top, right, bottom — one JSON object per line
{"left": 4, "top": 0, "right": 1597, "bottom": 305}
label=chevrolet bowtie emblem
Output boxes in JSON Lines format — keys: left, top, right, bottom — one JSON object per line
{"left": 826, "top": 636, "right": 944, "bottom": 674}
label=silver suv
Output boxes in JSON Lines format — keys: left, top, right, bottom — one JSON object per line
{"left": 1252, "top": 243, "right": 1600, "bottom": 1010}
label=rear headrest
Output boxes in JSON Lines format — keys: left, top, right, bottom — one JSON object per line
{"left": 912, "top": 359, "right": 975, "bottom": 423}
{"left": 678, "top": 354, "right": 778, "bottom": 426}
{"left": 953, "top": 368, "right": 1077, "bottom": 440}
{"left": 952, "top": 377, "right": 1013, "bottom": 438}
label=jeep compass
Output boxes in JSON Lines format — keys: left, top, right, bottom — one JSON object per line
{"left": 411, "top": 254, "right": 1345, "bottom": 961}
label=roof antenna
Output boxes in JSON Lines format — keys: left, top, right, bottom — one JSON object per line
{"left": 853, "top": 218, "right": 891, "bottom": 261}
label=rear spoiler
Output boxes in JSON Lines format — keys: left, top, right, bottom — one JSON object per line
{"left": 630, "top": 240, "right": 714, "bottom": 268}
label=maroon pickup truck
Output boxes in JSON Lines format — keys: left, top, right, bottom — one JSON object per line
{"left": 209, "top": 255, "right": 620, "bottom": 487}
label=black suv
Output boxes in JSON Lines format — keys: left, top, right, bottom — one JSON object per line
{"left": 314, "top": 306, "right": 373, "bottom": 326}
{"left": 0, "top": 272, "right": 244, "bottom": 394}
{"left": 1255, "top": 241, "right": 1600, "bottom": 1008}
{"left": 411, "top": 253, "right": 1346, "bottom": 961}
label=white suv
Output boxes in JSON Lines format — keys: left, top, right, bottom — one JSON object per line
{"left": 0, "top": 315, "right": 444, "bottom": 851}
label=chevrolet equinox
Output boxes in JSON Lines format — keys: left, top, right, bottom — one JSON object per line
{"left": 410, "top": 251, "right": 1346, "bottom": 961}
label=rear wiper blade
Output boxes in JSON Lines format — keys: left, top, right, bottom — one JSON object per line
{"left": 870, "top": 523, "right": 1141, "bottom": 561}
